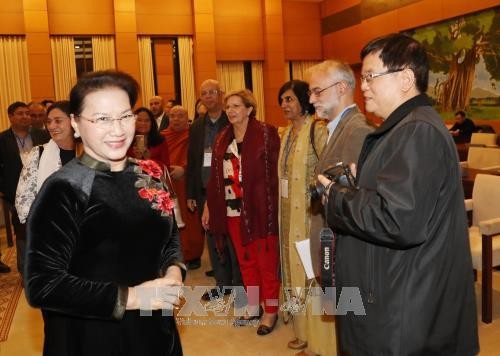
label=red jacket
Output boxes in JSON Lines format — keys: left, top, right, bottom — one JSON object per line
{"left": 207, "top": 118, "right": 280, "bottom": 255}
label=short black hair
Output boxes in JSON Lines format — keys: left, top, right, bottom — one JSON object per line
{"left": 277, "top": 80, "right": 315, "bottom": 116}
{"left": 47, "top": 100, "right": 71, "bottom": 117}
{"left": 361, "top": 33, "right": 429, "bottom": 93}
{"left": 69, "top": 70, "right": 139, "bottom": 116}
{"left": 455, "top": 110, "right": 466, "bottom": 118}
{"left": 7, "top": 101, "right": 28, "bottom": 116}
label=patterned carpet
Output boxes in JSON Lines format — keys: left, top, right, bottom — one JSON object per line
{"left": 0, "top": 247, "right": 22, "bottom": 342}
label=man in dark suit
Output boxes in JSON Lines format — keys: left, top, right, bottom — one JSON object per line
{"left": 0, "top": 102, "right": 48, "bottom": 274}
{"left": 449, "top": 110, "right": 476, "bottom": 143}
{"left": 186, "top": 79, "right": 242, "bottom": 300}
{"left": 28, "top": 101, "right": 51, "bottom": 142}
{"left": 149, "top": 96, "right": 170, "bottom": 131}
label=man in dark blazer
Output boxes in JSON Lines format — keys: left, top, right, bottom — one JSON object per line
{"left": 186, "top": 79, "right": 242, "bottom": 300}
{"left": 0, "top": 102, "right": 49, "bottom": 274}
{"left": 149, "top": 96, "right": 170, "bottom": 131}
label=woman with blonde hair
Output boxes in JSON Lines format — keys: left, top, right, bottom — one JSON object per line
{"left": 203, "top": 89, "right": 281, "bottom": 335}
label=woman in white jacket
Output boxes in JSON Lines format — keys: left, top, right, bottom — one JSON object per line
{"left": 15, "top": 100, "right": 77, "bottom": 274}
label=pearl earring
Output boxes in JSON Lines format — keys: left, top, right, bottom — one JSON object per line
{"left": 74, "top": 132, "right": 80, "bottom": 138}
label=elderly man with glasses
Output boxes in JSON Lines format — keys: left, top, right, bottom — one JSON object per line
{"left": 186, "top": 79, "right": 243, "bottom": 301}
{"left": 303, "top": 60, "right": 374, "bottom": 355}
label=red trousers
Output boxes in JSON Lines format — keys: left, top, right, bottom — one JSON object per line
{"left": 227, "top": 216, "right": 280, "bottom": 314}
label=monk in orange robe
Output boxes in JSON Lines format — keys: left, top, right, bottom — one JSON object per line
{"left": 162, "top": 106, "right": 204, "bottom": 269}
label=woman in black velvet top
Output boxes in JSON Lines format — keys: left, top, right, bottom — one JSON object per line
{"left": 24, "top": 70, "right": 186, "bottom": 356}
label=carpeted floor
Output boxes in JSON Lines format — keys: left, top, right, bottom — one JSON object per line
{"left": 0, "top": 247, "right": 22, "bottom": 342}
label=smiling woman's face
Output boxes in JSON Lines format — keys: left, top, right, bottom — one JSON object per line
{"left": 71, "top": 87, "right": 136, "bottom": 171}
{"left": 46, "top": 108, "right": 73, "bottom": 147}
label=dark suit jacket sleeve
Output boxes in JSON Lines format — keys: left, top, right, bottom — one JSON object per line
{"left": 0, "top": 134, "right": 6, "bottom": 195}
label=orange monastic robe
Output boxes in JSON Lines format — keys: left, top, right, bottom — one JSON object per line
{"left": 162, "top": 127, "right": 204, "bottom": 261}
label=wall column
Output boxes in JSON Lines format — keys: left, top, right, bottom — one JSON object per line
{"left": 23, "top": 0, "right": 54, "bottom": 101}
{"left": 191, "top": 0, "right": 217, "bottom": 93}
{"left": 113, "top": 0, "right": 141, "bottom": 101}
{"left": 261, "top": 0, "right": 286, "bottom": 127}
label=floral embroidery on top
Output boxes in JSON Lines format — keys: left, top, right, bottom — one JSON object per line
{"left": 131, "top": 158, "right": 174, "bottom": 216}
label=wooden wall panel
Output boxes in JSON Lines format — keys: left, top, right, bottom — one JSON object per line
{"left": 135, "top": 0, "right": 192, "bottom": 35}
{"left": 113, "top": 0, "right": 141, "bottom": 105}
{"left": 262, "top": 0, "right": 286, "bottom": 127}
{"left": 283, "top": 1, "right": 322, "bottom": 60}
{"left": 24, "top": 0, "right": 55, "bottom": 102}
{"left": 0, "top": 0, "right": 25, "bottom": 34}
{"left": 153, "top": 39, "right": 175, "bottom": 101}
{"left": 192, "top": 0, "right": 217, "bottom": 91}
{"left": 321, "top": 0, "right": 499, "bottom": 63}
{"left": 321, "top": 0, "right": 360, "bottom": 14}
{"left": 47, "top": 0, "right": 115, "bottom": 34}
{"left": 213, "top": 0, "right": 264, "bottom": 60}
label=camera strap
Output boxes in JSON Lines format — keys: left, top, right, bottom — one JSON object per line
{"left": 320, "top": 227, "right": 335, "bottom": 288}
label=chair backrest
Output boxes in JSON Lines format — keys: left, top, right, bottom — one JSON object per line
{"left": 472, "top": 174, "right": 500, "bottom": 226}
{"left": 466, "top": 146, "right": 500, "bottom": 169}
{"left": 475, "top": 124, "right": 496, "bottom": 134}
{"left": 470, "top": 133, "right": 498, "bottom": 146}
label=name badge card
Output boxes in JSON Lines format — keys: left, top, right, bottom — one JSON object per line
{"left": 203, "top": 150, "right": 212, "bottom": 167}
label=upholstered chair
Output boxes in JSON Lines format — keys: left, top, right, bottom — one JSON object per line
{"left": 470, "top": 133, "right": 498, "bottom": 147}
{"left": 461, "top": 146, "right": 500, "bottom": 170}
{"left": 466, "top": 173, "right": 500, "bottom": 323}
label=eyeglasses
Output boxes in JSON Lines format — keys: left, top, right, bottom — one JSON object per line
{"left": 77, "top": 113, "right": 136, "bottom": 127}
{"left": 360, "top": 68, "right": 404, "bottom": 84}
{"left": 307, "top": 81, "right": 341, "bottom": 97}
{"left": 200, "top": 89, "right": 220, "bottom": 97}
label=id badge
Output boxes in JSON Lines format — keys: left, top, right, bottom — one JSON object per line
{"left": 203, "top": 151, "right": 212, "bottom": 167}
{"left": 280, "top": 178, "right": 289, "bottom": 198}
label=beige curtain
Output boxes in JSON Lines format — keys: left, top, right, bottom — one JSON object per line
{"left": 92, "top": 36, "right": 116, "bottom": 71}
{"left": 50, "top": 36, "right": 77, "bottom": 100}
{"left": 178, "top": 36, "right": 196, "bottom": 119}
{"left": 251, "top": 61, "right": 265, "bottom": 121}
{"left": 291, "top": 61, "right": 321, "bottom": 81}
{"left": 0, "top": 36, "right": 31, "bottom": 130}
{"left": 137, "top": 36, "right": 155, "bottom": 107}
{"left": 216, "top": 62, "right": 245, "bottom": 95}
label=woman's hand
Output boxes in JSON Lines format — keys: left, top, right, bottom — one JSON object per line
{"left": 201, "top": 202, "right": 209, "bottom": 230}
{"left": 126, "top": 267, "right": 183, "bottom": 311}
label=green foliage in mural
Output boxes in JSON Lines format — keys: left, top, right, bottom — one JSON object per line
{"left": 410, "top": 8, "right": 499, "bottom": 114}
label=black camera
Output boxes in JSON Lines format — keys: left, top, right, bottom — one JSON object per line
{"left": 309, "top": 162, "right": 356, "bottom": 201}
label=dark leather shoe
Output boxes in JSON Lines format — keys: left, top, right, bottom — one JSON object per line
{"left": 233, "top": 306, "right": 263, "bottom": 327}
{"left": 201, "top": 287, "right": 232, "bottom": 301}
{"left": 186, "top": 258, "right": 201, "bottom": 270}
{"left": 257, "top": 315, "right": 278, "bottom": 336}
{"left": 0, "top": 261, "right": 11, "bottom": 273}
{"left": 205, "top": 270, "right": 214, "bottom": 277}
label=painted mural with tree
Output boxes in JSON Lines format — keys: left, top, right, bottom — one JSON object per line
{"left": 408, "top": 8, "right": 499, "bottom": 119}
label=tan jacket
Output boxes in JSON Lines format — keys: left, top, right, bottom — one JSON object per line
{"left": 309, "top": 105, "right": 375, "bottom": 277}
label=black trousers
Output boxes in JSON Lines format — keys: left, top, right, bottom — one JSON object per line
{"left": 197, "top": 196, "right": 243, "bottom": 289}
{"left": 9, "top": 205, "right": 26, "bottom": 276}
